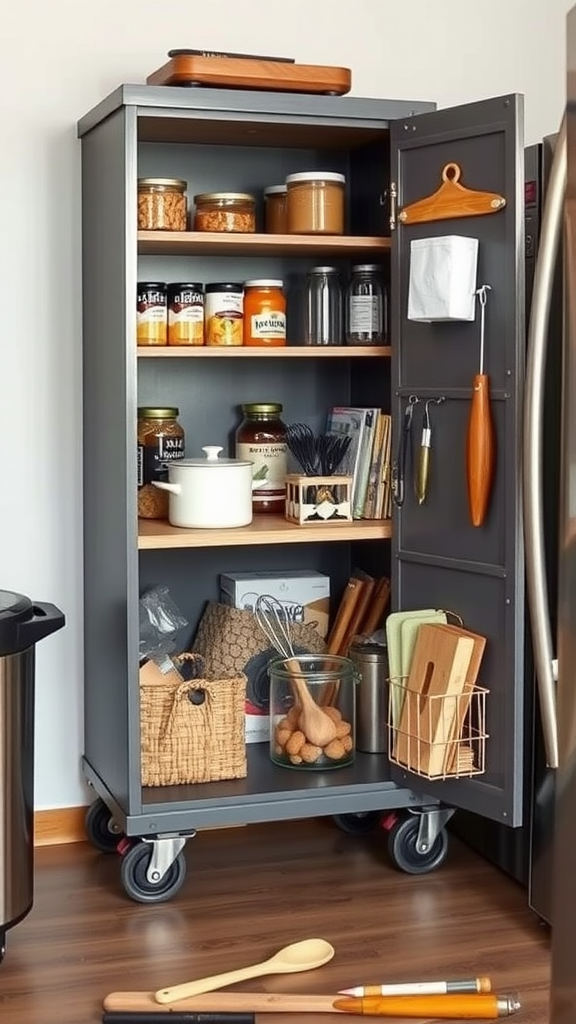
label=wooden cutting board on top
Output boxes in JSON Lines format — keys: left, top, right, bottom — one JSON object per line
{"left": 146, "top": 52, "right": 352, "bottom": 95}
{"left": 393, "top": 624, "right": 475, "bottom": 777}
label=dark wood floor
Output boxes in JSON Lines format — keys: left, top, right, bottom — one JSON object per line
{"left": 0, "top": 818, "right": 550, "bottom": 1023}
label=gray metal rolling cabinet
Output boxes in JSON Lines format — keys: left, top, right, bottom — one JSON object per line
{"left": 78, "top": 85, "right": 527, "bottom": 903}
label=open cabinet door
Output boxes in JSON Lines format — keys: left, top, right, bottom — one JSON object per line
{"left": 389, "top": 95, "right": 526, "bottom": 826}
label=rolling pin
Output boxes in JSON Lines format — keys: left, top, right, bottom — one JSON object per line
{"left": 466, "top": 285, "right": 495, "bottom": 528}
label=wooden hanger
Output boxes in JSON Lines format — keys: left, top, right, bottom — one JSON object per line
{"left": 398, "top": 162, "right": 506, "bottom": 225}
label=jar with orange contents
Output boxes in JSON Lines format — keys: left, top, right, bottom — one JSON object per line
{"left": 243, "top": 280, "right": 286, "bottom": 347}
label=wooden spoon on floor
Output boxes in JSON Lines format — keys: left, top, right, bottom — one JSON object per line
{"left": 154, "top": 937, "right": 335, "bottom": 1005}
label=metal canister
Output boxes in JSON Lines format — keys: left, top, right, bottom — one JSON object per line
{"left": 348, "top": 639, "right": 389, "bottom": 753}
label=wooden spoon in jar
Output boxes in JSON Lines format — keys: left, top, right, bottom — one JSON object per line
{"left": 286, "top": 661, "right": 338, "bottom": 747}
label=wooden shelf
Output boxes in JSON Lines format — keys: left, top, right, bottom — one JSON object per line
{"left": 138, "top": 514, "right": 392, "bottom": 550}
{"left": 137, "top": 345, "right": 391, "bottom": 358}
{"left": 137, "top": 230, "right": 391, "bottom": 257}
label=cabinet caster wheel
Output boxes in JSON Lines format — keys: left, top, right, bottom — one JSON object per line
{"left": 387, "top": 816, "right": 449, "bottom": 874}
{"left": 85, "top": 798, "right": 124, "bottom": 853}
{"left": 120, "top": 842, "right": 187, "bottom": 904}
{"left": 0, "top": 931, "right": 5, "bottom": 964}
{"left": 333, "top": 811, "right": 381, "bottom": 835}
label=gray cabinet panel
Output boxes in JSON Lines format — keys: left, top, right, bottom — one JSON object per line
{"left": 390, "top": 95, "right": 525, "bottom": 825}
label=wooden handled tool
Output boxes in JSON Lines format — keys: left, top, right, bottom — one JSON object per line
{"left": 466, "top": 285, "right": 495, "bottom": 528}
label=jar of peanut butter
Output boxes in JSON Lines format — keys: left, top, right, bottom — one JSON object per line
{"left": 286, "top": 172, "right": 346, "bottom": 235}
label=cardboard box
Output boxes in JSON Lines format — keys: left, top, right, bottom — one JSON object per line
{"left": 219, "top": 571, "right": 330, "bottom": 743}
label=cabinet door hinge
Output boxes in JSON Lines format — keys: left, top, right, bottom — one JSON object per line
{"left": 389, "top": 181, "right": 397, "bottom": 233}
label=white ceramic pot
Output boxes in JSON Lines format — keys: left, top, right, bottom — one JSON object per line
{"left": 152, "top": 446, "right": 255, "bottom": 528}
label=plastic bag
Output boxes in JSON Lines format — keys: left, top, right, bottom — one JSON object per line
{"left": 139, "top": 586, "right": 188, "bottom": 663}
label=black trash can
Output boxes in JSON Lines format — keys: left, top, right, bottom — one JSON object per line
{"left": 0, "top": 591, "right": 65, "bottom": 963}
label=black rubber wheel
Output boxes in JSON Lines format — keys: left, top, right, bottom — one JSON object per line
{"left": 120, "top": 842, "right": 187, "bottom": 904}
{"left": 85, "top": 798, "right": 124, "bottom": 853}
{"left": 333, "top": 812, "right": 381, "bottom": 835}
{"left": 387, "top": 816, "right": 449, "bottom": 875}
{"left": 0, "top": 931, "right": 5, "bottom": 964}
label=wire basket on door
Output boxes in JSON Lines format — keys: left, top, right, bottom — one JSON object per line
{"left": 387, "top": 675, "right": 488, "bottom": 781}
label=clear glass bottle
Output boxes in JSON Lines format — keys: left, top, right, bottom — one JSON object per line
{"left": 269, "top": 654, "right": 356, "bottom": 770}
{"left": 304, "top": 266, "right": 343, "bottom": 346}
{"left": 345, "top": 264, "right": 388, "bottom": 345}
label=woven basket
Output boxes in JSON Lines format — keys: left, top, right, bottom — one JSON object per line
{"left": 140, "top": 653, "right": 247, "bottom": 786}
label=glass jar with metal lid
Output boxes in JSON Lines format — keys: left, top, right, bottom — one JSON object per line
{"left": 235, "top": 403, "right": 288, "bottom": 514}
{"left": 243, "top": 280, "right": 286, "bottom": 347}
{"left": 137, "top": 407, "right": 185, "bottom": 520}
{"left": 345, "top": 264, "right": 388, "bottom": 346}
{"left": 193, "top": 192, "right": 256, "bottom": 233}
{"left": 137, "top": 178, "right": 188, "bottom": 231}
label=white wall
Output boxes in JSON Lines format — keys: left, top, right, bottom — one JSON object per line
{"left": 1, "top": 0, "right": 572, "bottom": 809}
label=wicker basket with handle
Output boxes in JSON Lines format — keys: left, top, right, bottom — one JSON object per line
{"left": 140, "top": 653, "right": 247, "bottom": 786}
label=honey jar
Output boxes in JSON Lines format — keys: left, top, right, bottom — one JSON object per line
{"left": 205, "top": 283, "right": 244, "bottom": 346}
{"left": 167, "top": 282, "right": 204, "bottom": 346}
{"left": 243, "top": 280, "right": 286, "bottom": 347}
{"left": 286, "top": 171, "right": 346, "bottom": 235}
{"left": 137, "top": 282, "right": 167, "bottom": 347}
{"left": 264, "top": 185, "right": 288, "bottom": 233}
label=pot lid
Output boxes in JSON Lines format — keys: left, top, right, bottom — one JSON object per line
{"left": 0, "top": 590, "right": 32, "bottom": 620}
{"left": 175, "top": 445, "right": 253, "bottom": 468}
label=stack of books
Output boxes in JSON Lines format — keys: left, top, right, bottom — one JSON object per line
{"left": 325, "top": 406, "right": 393, "bottom": 520}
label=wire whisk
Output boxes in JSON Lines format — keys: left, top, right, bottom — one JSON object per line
{"left": 254, "top": 594, "right": 296, "bottom": 659}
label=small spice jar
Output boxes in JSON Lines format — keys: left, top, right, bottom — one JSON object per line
{"left": 205, "top": 283, "right": 244, "bottom": 346}
{"left": 137, "top": 408, "right": 185, "bottom": 520}
{"left": 263, "top": 185, "right": 288, "bottom": 233}
{"left": 269, "top": 654, "right": 356, "bottom": 770}
{"left": 193, "top": 192, "right": 256, "bottom": 233}
{"left": 167, "top": 282, "right": 205, "bottom": 346}
{"left": 137, "top": 282, "right": 167, "bottom": 347}
{"left": 243, "top": 280, "right": 286, "bottom": 347}
{"left": 235, "top": 403, "right": 288, "bottom": 513}
{"left": 286, "top": 171, "right": 346, "bottom": 235}
{"left": 137, "top": 178, "right": 188, "bottom": 232}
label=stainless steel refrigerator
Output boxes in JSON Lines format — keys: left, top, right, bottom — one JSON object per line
{"left": 550, "top": 5, "right": 576, "bottom": 1018}
{"left": 449, "top": 132, "right": 564, "bottom": 926}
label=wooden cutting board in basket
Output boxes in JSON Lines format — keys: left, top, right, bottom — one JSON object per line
{"left": 393, "top": 624, "right": 476, "bottom": 777}
{"left": 146, "top": 50, "right": 352, "bottom": 95}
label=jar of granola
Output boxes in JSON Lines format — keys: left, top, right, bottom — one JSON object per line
{"left": 137, "top": 179, "right": 188, "bottom": 231}
{"left": 193, "top": 192, "right": 256, "bottom": 233}
{"left": 137, "top": 408, "right": 185, "bottom": 519}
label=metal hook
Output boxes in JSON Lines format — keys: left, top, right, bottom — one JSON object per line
{"left": 423, "top": 396, "right": 445, "bottom": 430}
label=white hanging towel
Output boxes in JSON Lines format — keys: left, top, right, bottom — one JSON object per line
{"left": 407, "top": 234, "right": 479, "bottom": 322}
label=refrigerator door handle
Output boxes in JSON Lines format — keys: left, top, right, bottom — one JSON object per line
{"left": 523, "top": 117, "right": 566, "bottom": 770}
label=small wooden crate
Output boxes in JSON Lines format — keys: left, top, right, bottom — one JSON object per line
{"left": 285, "top": 474, "right": 352, "bottom": 525}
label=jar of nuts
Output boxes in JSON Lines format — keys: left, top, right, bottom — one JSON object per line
{"left": 269, "top": 654, "right": 356, "bottom": 770}
{"left": 193, "top": 192, "right": 256, "bottom": 233}
{"left": 137, "top": 178, "right": 188, "bottom": 231}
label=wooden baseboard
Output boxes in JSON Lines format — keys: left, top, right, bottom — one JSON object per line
{"left": 33, "top": 806, "right": 245, "bottom": 848}
{"left": 34, "top": 806, "right": 88, "bottom": 847}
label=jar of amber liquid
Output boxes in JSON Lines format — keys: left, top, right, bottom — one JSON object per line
{"left": 137, "top": 178, "right": 188, "bottom": 231}
{"left": 137, "top": 408, "right": 185, "bottom": 519}
{"left": 243, "top": 280, "right": 286, "bottom": 347}
{"left": 235, "top": 403, "right": 288, "bottom": 514}
{"left": 264, "top": 185, "right": 287, "bottom": 233}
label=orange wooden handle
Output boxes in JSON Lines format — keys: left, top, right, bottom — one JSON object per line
{"left": 466, "top": 373, "right": 495, "bottom": 528}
